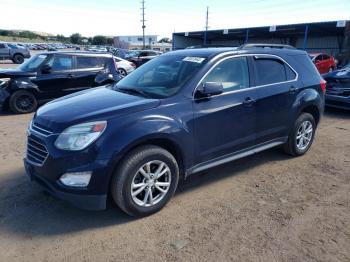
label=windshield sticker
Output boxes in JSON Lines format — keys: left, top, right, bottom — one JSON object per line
{"left": 183, "top": 57, "right": 205, "bottom": 63}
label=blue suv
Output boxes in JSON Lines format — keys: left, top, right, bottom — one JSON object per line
{"left": 24, "top": 44, "right": 325, "bottom": 216}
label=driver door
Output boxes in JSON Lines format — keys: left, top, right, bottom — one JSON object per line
{"left": 34, "top": 54, "right": 76, "bottom": 100}
{"left": 192, "top": 56, "right": 257, "bottom": 165}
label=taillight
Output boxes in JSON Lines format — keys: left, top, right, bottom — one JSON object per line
{"left": 113, "top": 58, "right": 118, "bottom": 70}
{"left": 320, "top": 79, "right": 327, "bottom": 93}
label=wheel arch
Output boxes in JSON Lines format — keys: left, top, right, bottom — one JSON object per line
{"left": 301, "top": 104, "right": 321, "bottom": 126}
{"left": 106, "top": 134, "right": 187, "bottom": 189}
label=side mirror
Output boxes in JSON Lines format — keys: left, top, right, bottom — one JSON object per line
{"left": 41, "top": 64, "right": 52, "bottom": 74}
{"left": 196, "top": 82, "right": 223, "bottom": 97}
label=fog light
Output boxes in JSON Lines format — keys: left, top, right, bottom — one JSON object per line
{"left": 59, "top": 171, "right": 92, "bottom": 187}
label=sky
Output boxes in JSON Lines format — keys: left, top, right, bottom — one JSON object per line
{"left": 0, "top": 0, "right": 349, "bottom": 38}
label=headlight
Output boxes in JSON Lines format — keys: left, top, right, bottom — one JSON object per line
{"left": 55, "top": 121, "right": 107, "bottom": 151}
{"left": 0, "top": 78, "right": 11, "bottom": 88}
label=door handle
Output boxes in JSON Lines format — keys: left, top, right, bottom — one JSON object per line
{"left": 243, "top": 97, "right": 256, "bottom": 106}
{"left": 67, "top": 73, "right": 75, "bottom": 78}
{"left": 289, "top": 86, "right": 298, "bottom": 93}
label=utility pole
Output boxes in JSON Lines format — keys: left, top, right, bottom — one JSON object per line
{"left": 204, "top": 6, "right": 209, "bottom": 45}
{"left": 141, "top": 0, "right": 146, "bottom": 49}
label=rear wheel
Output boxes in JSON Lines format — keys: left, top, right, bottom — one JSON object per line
{"left": 111, "top": 145, "right": 179, "bottom": 217}
{"left": 284, "top": 113, "right": 316, "bottom": 156}
{"left": 12, "top": 54, "right": 25, "bottom": 64}
{"left": 9, "top": 90, "right": 38, "bottom": 114}
{"left": 117, "top": 68, "right": 127, "bottom": 77}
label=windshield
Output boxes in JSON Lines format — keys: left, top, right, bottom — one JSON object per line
{"left": 116, "top": 54, "right": 207, "bottom": 98}
{"left": 7, "top": 43, "right": 18, "bottom": 49}
{"left": 19, "top": 54, "right": 48, "bottom": 72}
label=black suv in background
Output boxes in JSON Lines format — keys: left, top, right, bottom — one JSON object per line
{"left": 24, "top": 44, "right": 325, "bottom": 216}
{"left": 0, "top": 52, "right": 120, "bottom": 113}
{"left": 125, "top": 50, "right": 162, "bottom": 67}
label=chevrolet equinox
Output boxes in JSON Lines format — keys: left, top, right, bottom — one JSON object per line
{"left": 24, "top": 44, "right": 325, "bottom": 217}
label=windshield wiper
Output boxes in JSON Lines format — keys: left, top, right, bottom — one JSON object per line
{"left": 117, "top": 87, "right": 151, "bottom": 98}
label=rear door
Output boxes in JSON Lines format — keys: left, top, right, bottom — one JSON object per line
{"left": 64, "top": 55, "right": 106, "bottom": 94}
{"left": 252, "top": 55, "right": 299, "bottom": 144}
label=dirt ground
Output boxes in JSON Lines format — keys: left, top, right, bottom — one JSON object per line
{"left": 0, "top": 108, "right": 348, "bottom": 262}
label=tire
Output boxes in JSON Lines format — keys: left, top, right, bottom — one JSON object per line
{"left": 283, "top": 113, "right": 316, "bottom": 156}
{"left": 111, "top": 145, "right": 179, "bottom": 217}
{"left": 117, "top": 68, "right": 127, "bottom": 78}
{"left": 9, "top": 90, "right": 38, "bottom": 114}
{"left": 12, "top": 54, "right": 25, "bottom": 64}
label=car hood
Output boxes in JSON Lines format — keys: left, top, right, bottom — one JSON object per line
{"left": 34, "top": 86, "right": 160, "bottom": 130}
{"left": 0, "top": 69, "right": 36, "bottom": 78}
{"left": 323, "top": 69, "right": 350, "bottom": 80}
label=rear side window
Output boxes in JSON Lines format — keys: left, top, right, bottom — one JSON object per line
{"left": 202, "top": 57, "right": 250, "bottom": 92}
{"left": 76, "top": 56, "right": 105, "bottom": 69}
{"left": 253, "top": 57, "right": 296, "bottom": 85}
{"left": 0, "top": 44, "right": 6, "bottom": 48}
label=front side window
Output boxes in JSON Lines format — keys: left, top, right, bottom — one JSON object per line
{"left": 47, "top": 55, "right": 73, "bottom": 71}
{"left": 76, "top": 56, "right": 105, "bottom": 69}
{"left": 201, "top": 57, "right": 249, "bottom": 92}
{"left": 323, "top": 54, "right": 330, "bottom": 60}
{"left": 254, "top": 58, "right": 293, "bottom": 85}
{"left": 116, "top": 54, "right": 207, "bottom": 98}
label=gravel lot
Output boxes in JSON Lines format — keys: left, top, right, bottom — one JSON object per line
{"left": 0, "top": 61, "right": 349, "bottom": 262}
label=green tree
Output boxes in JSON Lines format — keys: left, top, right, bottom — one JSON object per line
{"left": 70, "top": 33, "right": 82, "bottom": 44}
{"left": 92, "top": 35, "right": 107, "bottom": 45}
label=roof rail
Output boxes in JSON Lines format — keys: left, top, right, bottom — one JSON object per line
{"left": 239, "top": 43, "right": 296, "bottom": 49}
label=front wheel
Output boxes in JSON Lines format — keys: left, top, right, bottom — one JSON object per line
{"left": 9, "top": 90, "right": 38, "bottom": 114}
{"left": 111, "top": 145, "right": 179, "bottom": 217}
{"left": 284, "top": 113, "right": 316, "bottom": 156}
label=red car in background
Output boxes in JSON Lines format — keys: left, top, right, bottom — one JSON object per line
{"left": 309, "top": 53, "right": 336, "bottom": 74}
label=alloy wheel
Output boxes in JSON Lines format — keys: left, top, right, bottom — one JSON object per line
{"left": 131, "top": 160, "right": 171, "bottom": 207}
{"left": 296, "top": 120, "right": 313, "bottom": 151}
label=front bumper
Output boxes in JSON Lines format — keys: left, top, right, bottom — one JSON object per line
{"left": 325, "top": 94, "right": 350, "bottom": 110}
{"left": 24, "top": 159, "right": 108, "bottom": 210}
{"left": 0, "top": 88, "right": 10, "bottom": 111}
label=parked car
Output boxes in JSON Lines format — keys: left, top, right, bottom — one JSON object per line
{"left": 24, "top": 44, "right": 325, "bottom": 216}
{"left": 323, "top": 63, "right": 350, "bottom": 110}
{"left": 309, "top": 53, "right": 336, "bottom": 74}
{"left": 113, "top": 56, "right": 136, "bottom": 77}
{"left": 125, "top": 50, "right": 162, "bottom": 67}
{"left": 0, "top": 42, "right": 31, "bottom": 64}
{"left": 0, "top": 52, "right": 120, "bottom": 113}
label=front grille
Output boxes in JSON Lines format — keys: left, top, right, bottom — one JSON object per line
{"left": 31, "top": 122, "right": 53, "bottom": 137}
{"left": 26, "top": 136, "right": 49, "bottom": 166}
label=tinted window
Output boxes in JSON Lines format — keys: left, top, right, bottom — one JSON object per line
{"left": 202, "top": 57, "right": 249, "bottom": 92}
{"left": 285, "top": 65, "right": 296, "bottom": 80}
{"left": 323, "top": 54, "right": 330, "bottom": 60}
{"left": 47, "top": 55, "right": 73, "bottom": 71}
{"left": 76, "top": 56, "right": 105, "bottom": 69}
{"left": 0, "top": 44, "right": 5, "bottom": 48}
{"left": 254, "top": 58, "right": 287, "bottom": 85}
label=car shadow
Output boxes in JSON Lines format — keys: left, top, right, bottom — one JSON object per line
{"left": 0, "top": 147, "right": 289, "bottom": 237}
{"left": 324, "top": 107, "right": 350, "bottom": 119}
